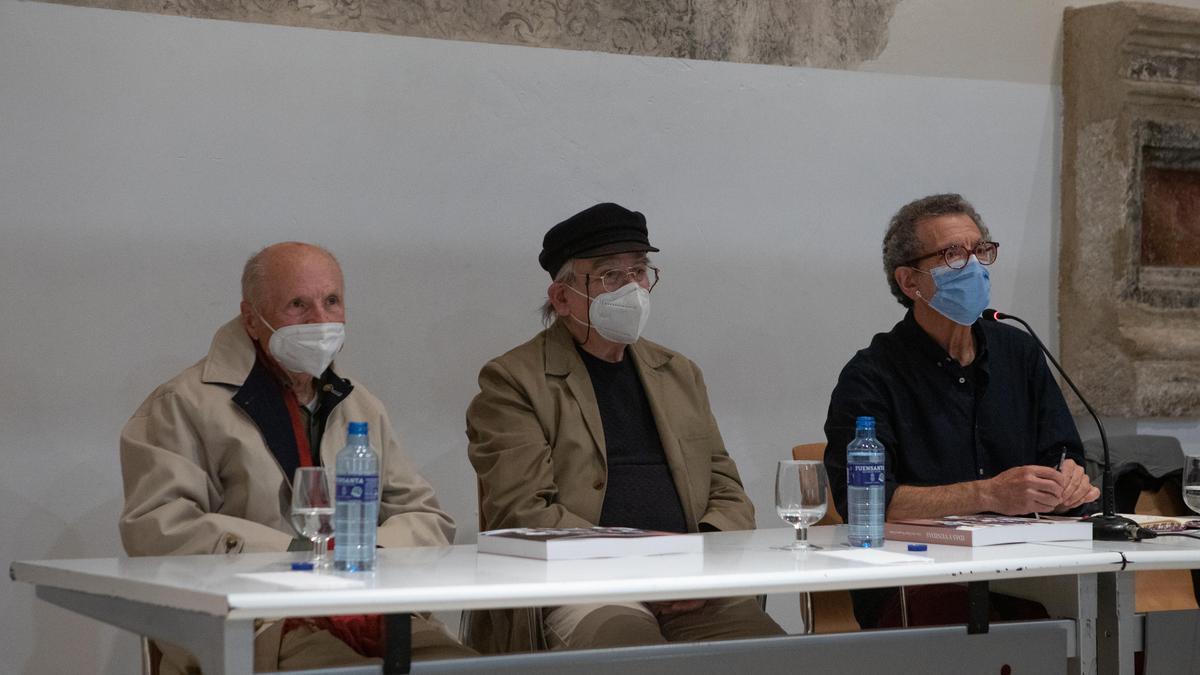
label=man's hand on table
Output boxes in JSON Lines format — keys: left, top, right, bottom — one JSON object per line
{"left": 982, "top": 465, "right": 1065, "bottom": 515}
{"left": 1052, "top": 459, "right": 1101, "bottom": 512}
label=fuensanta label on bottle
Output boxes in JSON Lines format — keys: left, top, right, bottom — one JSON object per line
{"left": 336, "top": 475, "right": 379, "bottom": 502}
{"left": 848, "top": 463, "right": 884, "bottom": 487}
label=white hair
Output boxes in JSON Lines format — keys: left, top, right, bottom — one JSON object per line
{"left": 241, "top": 242, "right": 339, "bottom": 306}
{"left": 540, "top": 259, "right": 576, "bottom": 326}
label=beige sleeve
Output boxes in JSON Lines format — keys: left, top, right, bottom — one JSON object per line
{"left": 118, "top": 390, "right": 292, "bottom": 556}
{"left": 466, "top": 360, "right": 592, "bottom": 531}
{"left": 375, "top": 411, "right": 456, "bottom": 548}
{"left": 691, "top": 365, "right": 757, "bottom": 532}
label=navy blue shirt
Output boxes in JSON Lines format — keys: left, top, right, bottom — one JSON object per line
{"left": 577, "top": 346, "right": 689, "bottom": 534}
{"left": 822, "top": 310, "right": 1084, "bottom": 520}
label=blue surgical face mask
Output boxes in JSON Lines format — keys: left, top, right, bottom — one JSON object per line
{"left": 916, "top": 256, "right": 990, "bottom": 326}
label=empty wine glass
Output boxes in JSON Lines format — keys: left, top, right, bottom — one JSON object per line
{"left": 291, "top": 467, "right": 334, "bottom": 569}
{"left": 1184, "top": 456, "right": 1200, "bottom": 515}
{"left": 774, "top": 460, "right": 828, "bottom": 551}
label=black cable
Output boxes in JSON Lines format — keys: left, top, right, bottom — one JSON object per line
{"left": 1134, "top": 528, "right": 1157, "bottom": 540}
{"left": 998, "top": 313, "right": 1118, "bottom": 516}
{"left": 1148, "top": 531, "right": 1200, "bottom": 541}
{"left": 1131, "top": 527, "right": 1200, "bottom": 541}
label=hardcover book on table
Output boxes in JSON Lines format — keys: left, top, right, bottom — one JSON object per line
{"left": 477, "top": 527, "right": 704, "bottom": 560}
{"left": 884, "top": 515, "right": 1093, "bottom": 547}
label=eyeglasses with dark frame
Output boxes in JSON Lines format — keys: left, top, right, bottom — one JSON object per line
{"left": 575, "top": 263, "right": 661, "bottom": 294}
{"left": 904, "top": 241, "right": 1000, "bottom": 270}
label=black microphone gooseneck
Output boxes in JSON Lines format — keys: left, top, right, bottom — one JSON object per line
{"left": 982, "top": 309, "right": 1139, "bottom": 541}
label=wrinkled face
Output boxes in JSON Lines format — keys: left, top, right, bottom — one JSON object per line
{"left": 555, "top": 251, "right": 652, "bottom": 320}
{"left": 241, "top": 244, "right": 346, "bottom": 345}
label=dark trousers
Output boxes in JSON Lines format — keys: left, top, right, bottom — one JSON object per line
{"left": 852, "top": 584, "right": 1049, "bottom": 629}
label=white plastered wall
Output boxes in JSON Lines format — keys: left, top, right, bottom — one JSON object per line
{"left": 0, "top": 0, "right": 1150, "bottom": 671}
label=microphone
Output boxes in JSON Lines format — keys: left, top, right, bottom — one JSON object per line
{"left": 982, "top": 309, "right": 1139, "bottom": 541}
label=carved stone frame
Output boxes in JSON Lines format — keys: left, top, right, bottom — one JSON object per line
{"left": 1062, "top": 1, "right": 1200, "bottom": 417}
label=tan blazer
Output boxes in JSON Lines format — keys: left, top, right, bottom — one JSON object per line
{"left": 467, "top": 320, "right": 755, "bottom": 535}
{"left": 119, "top": 318, "right": 455, "bottom": 557}
{"left": 464, "top": 321, "right": 755, "bottom": 653}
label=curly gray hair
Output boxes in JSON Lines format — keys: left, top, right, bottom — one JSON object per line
{"left": 882, "top": 194, "right": 989, "bottom": 308}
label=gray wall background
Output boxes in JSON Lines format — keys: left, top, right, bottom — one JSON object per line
{"left": 0, "top": 1, "right": 1191, "bottom": 673}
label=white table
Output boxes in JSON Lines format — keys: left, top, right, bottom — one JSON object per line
{"left": 11, "top": 527, "right": 1124, "bottom": 674}
{"left": 1036, "top": 535, "right": 1200, "bottom": 675}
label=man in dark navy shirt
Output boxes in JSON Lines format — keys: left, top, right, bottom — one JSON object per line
{"left": 824, "top": 194, "right": 1099, "bottom": 628}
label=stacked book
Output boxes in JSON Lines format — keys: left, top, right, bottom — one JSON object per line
{"left": 885, "top": 515, "right": 1093, "bottom": 547}
{"left": 477, "top": 527, "right": 703, "bottom": 560}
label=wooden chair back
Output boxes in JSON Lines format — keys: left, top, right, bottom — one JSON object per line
{"left": 1134, "top": 481, "right": 1199, "bottom": 612}
{"left": 789, "top": 441, "right": 859, "bottom": 633}
{"left": 791, "top": 442, "right": 843, "bottom": 525}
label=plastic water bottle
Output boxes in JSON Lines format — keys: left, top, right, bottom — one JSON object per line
{"left": 847, "top": 416, "right": 886, "bottom": 548}
{"left": 334, "top": 421, "right": 379, "bottom": 572}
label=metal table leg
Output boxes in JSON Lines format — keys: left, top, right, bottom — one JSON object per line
{"left": 1096, "top": 571, "right": 1138, "bottom": 675}
{"left": 993, "top": 572, "right": 1099, "bottom": 675}
{"left": 37, "top": 586, "right": 255, "bottom": 675}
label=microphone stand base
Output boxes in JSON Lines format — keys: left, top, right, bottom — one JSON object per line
{"left": 1087, "top": 513, "right": 1140, "bottom": 541}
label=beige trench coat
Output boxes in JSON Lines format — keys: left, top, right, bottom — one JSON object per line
{"left": 120, "top": 319, "right": 454, "bottom": 557}
{"left": 464, "top": 321, "right": 755, "bottom": 652}
{"left": 120, "top": 318, "right": 455, "bottom": 556}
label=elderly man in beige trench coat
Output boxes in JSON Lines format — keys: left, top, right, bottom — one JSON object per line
{"left": 465, "top": 204, "right": 784, "bottom": 653}
{"left": 120, "top": 242, "right": 474, "bottom": 673}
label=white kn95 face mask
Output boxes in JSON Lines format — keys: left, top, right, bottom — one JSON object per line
{"left": 569, "top": 281, "right": 651, "bottom": 344}
{"left": 256, "top": 311, "right": 345, "bottom": 377}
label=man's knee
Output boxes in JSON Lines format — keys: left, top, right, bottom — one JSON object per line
{"left": 411, "top": 613, "right": 478, "bottom": 661}
{"left": 548, "top": 604, "right": 667, "bottom": 650}
{"left": 660, "top": 596, "right": 785, "bottom": 643}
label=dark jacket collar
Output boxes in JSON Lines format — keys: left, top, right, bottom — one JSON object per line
{"left": 204, "top": 318, "right": 354, "bottom": 477}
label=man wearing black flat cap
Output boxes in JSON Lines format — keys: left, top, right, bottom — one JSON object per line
{"left": 465, "top": 203, "right": 783, "bottom": 652}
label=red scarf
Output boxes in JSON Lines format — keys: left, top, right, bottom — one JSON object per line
{"left": 283, "top": 615, "right": 385, "bottom": 658}
{"left": 256, "top": 342, "right": 385, "bottom": 659}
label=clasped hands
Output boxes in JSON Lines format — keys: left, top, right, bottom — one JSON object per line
{"left": 985, "top": 459, "right": 1100, "bottom": 515}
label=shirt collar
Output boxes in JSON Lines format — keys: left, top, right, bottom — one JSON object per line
{"left": 895, "top": 309, "right": 990, "bottom": 374}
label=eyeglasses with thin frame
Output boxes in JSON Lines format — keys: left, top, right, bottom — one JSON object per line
{"left": 575, "top": 263, "right": 661, "bottom": 294}
{"left": 904, "top": 241, "right": 1000, "bottom": 270}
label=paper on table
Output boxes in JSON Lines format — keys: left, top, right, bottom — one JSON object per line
{"left": 237, "top": 572, "right": 367, "bottom": 589}
{"left": 816, "top": 549, "right": 934, "bottom": 565}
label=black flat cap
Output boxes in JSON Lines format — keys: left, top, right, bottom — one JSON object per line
{"left": 539, "top": 203, "right": 659, "bottom": 276}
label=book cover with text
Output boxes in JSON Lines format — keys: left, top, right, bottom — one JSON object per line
{"left": 885, "top": 515, "right": 1092, "bottom": 547}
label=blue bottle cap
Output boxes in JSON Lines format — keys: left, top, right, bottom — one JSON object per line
{"left": 291, "top": 561, "right": 314, "bottom": 571}
{"left": 855, "top": 416, "right": 875, "bottom": 428}
{"left": 347, "top": 421, "right": 369, "bottom": 435}
{"left": 907, "top": 544, "right": 927, "bottom": 552}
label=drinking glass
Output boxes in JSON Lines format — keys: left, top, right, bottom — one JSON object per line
{"left": 774, "top": 460, "right": 828, "bottom": 551}
{"left": 1184, "top": 456, "right": 1200, "bottom": 515}
{"left": 291, "top": 467, "right": 334, "bottom": 568}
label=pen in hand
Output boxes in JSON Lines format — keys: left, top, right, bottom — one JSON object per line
{"left": 1037, "top": 450, "right": 1069, "bottom": 520}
